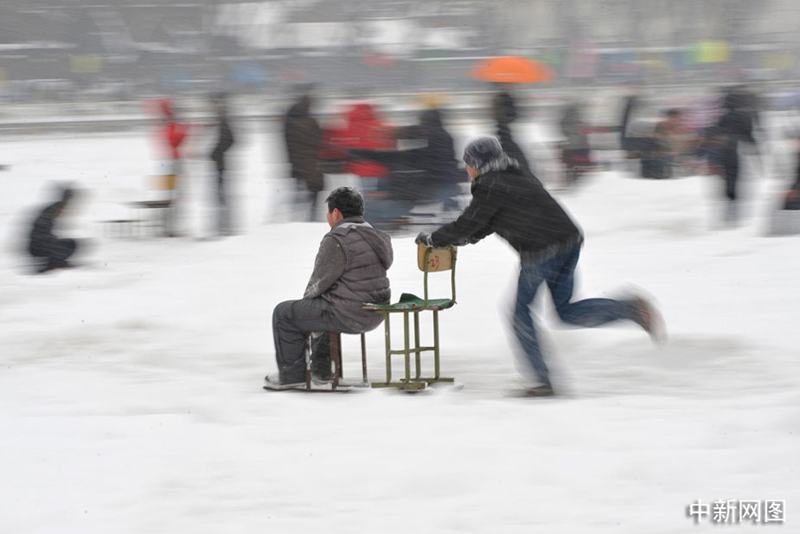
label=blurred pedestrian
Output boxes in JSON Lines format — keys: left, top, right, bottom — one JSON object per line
{"left": 767, "top": 133, "right": 800, "bottom": 235}
{"left": 210, "top": 93, "right": 235, "bottom": 235}
{"left": 393, "top": 107, "right": 464, "bottom": 213}
{"left": 559, "top": 101, "right": 592, "bottom": 185}
{"left": 619, "top": 83, "right": 642, "bottom": 155}
{"left": 157, "top": 98, "right": 189, "bottom": 237}
{"left": 492, "top": 91, "right": 532, "bottom": 174}
{"left": 284, "top": 87, "right": 324, "bottom": 221}
{"left": 779, "top": 132, "right": 800, "bottom": 211}
{"left": 712, "top": 91, "right": 758, "bottom": 224}
{"left": 641, "top": 108, "right": 683, "bottom": 179}
{"left": 321, "top": 101, "right": 395, "bottom": 223}
{"left": 782, "top": 158, "right": 800, "bottom": 210}
{"left": 348, "top": 107, "right": 465, "bottom": 226}
{"left": 27, "top": 185, "right": 81, "bottom": 274}
{"left": 415, "top": 137, "right": 665, "bottom": 397}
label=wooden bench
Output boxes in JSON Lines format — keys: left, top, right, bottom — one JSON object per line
{"left": 101, "top": 218, "right": 144, "bottom": 238}
{"left": 128, "top": 199, "right": 173, "bottom": 237}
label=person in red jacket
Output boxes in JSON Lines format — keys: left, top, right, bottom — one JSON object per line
{"left": 339, "top": 103, "right": 395, "bottom": 179}
{"left": 158, "top": 98, "right": 190, "bottom": 236}
{"left": 322, "top": 102, "right": 395, "bottom": 223}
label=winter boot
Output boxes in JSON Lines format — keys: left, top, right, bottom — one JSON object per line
{"left": 521, "top": 384, "right": 555, "bottom": 397}
{"left": 263, "top": 374, "right": 305, "bottom": 390}
{"left": 631, "top": 297, "right": 666, "bottom": 345}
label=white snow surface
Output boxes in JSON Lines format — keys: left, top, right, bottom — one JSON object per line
{"left": 1, "top": 124, "right": 798, "bottom": 533}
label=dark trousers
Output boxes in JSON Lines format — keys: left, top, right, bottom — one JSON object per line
{"left": 216, "top": 166, "right": 230, "bottom": 234}
{"left": 272, "top": 298, "right": 358, "bottom": 384}
{"left": 513, "top": 246, "right": 636, "bottom": 386}
{"left": 293, "top": 179, "right": 320, "bottom": 222}
{"left": 30, "top": 238, "right": 77, "bottom": 272}
{"left": 723, "top": 158, "right": 739, "bottom": 201}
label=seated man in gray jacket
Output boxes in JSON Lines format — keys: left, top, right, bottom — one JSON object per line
{"left": 266, "top": 187, "right": 393, "bottom": 388}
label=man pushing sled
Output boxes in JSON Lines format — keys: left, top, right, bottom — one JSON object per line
{"left": 416, "top": 137, "right": 665, "bottom": 397}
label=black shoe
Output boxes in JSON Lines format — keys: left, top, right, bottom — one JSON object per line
{"left": 521, "top": 385, "right": 555, "bottom": 397}
{"left": 310, "top": 358, "right": 332, "bottom": 384}
{"left": 631, "top": 297, "right": 666, "bottom": 345}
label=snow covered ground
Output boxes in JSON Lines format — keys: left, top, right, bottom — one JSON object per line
{"left": 1, "top": 122, "right": 798, "bottom": 533}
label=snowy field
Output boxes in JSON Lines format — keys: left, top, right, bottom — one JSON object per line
{"left": 1, "top": 122, "right": 798, "bottom": 533}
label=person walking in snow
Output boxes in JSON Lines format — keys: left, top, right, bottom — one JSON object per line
{"left": 209, "top": 93, "right": 235, "bottom": 235}
{"left": 157, "top": 98, "right": 190, "bottom": 237}
{"left": 492, "top": 90, "right": 532, "bottom": 174}
{"left": 283, "top": 88, "right": 324, "bottom": 221}
{"left": 415, "top": 137, "right": 665, "bottom": 397}
{"left": 266, "top": 187, "right": 393, "bottom": 388}
{"left": 712, "top": 91, "right": 758, "bottom": 225}
{"left": 348, "top": 107, "right": 465, "bottom": 225}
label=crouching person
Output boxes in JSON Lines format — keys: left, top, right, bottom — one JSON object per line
{"left": 266, "top": 187, "right": 393, "bottom": 388}
{"left": 28, "top": 185, "right": 81, "bottom": 274}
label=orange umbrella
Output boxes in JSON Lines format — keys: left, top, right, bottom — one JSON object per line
{"left": 470, "top": 56, "right": 555, "bottom": 84}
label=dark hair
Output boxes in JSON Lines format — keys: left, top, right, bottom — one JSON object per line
{"left": 50, "top": 182, "right": 75, "bottom": 204}
{"left": 61, "top": 187, "right": 75, "bottom": 203}
{"left": 326, "top": 187, "right": 364, "bottom": 218}
{"left": 666, "top": 108, "right": 681, "bottom": 118}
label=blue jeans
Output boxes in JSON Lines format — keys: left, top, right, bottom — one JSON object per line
{"left": 513, "top": 246, "right": 635, "bottom": 386}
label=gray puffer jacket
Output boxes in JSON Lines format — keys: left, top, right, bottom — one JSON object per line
{"left": 306, "top": 217, "right": 393, "bottom": 332}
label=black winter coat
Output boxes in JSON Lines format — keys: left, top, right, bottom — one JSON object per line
{"left": 350, "top": 109, "right": 464, "bottom": 202}
{"left": 493, "top": 92, "right": 532, "bottom": 173}
{"left": 496, "top": 124, "right": 531, "bottom": 174}
{"left": 716, "top": 109, "right": 756, "bottom": 165}
{"left": 394, "top": 109, "right": 463, "bottom": 184}
{"left": 28, "top": 201, "right": 62, "bottom": 256}
{"left": 620, "top": 95, "right": 639, "bottom": 138}
{"left": 211, "top": 115, "right": 235, "bottom": 170}
{"left": 284, "top": 97, "right": 324, "bottom": 192}
{"left": 430, "top": 166, "right": 582, "bottom": 263}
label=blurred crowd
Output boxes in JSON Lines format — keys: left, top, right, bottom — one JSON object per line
{"left": 17, "top": 79, "right": 800, "bottom": 274}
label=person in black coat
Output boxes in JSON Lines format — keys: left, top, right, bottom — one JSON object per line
{"left": 713, "top": 92, "right": 757, "bottom": 223}
{"left": 415, "top": 137, "right": 664, "bottom": 397}
{"left": 348, "top": 108, "right": 464, "bottom": 223}
{"left": 284, "top": 90, "right": 324, "bottom": 221}
{"left": 492, "top": 91, "right": 532, "bottom": 174}
{"left": 559, "top": 101, "right": 593, "bottom": 185}
{"left": 781, "top": 136, "right": 800, "bottom": 210}
{"left": 394, "top": 108, "right": 464, "bottom": 211}
{"left": 619, "top": 88, "right": 640, "bottom": 154}
{"left": 28, "top": 186, "right": 79, "bottom": 273}
{"left": 210, "top": 93, "right": 235, "bottom": 235}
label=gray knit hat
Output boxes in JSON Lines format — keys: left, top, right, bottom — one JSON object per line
{"left": 462, "top": 136, "right": 504, "bottom": 170}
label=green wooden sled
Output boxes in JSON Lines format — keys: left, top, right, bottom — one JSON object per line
{"left": 363, "top": 244, "right": 457, "bottom": 391}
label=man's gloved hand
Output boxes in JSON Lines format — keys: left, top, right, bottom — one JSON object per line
{"left": 415, "top": 232, "right": 434, "bottom": 247}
